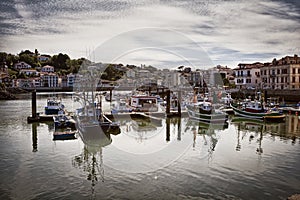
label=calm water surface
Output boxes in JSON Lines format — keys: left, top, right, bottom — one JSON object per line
{"left": 0, "top": 93, "right": 300, "bottom": 200}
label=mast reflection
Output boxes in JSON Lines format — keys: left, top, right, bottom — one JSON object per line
{"left": 73, "top": 127, "right": 116, "bottom": 198}
{"left": 231, "top": 116, "right": 287, "bottom": 154}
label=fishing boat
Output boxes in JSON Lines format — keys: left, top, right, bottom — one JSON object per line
{"left": 75, "top": 103, "right": 120, "bottom": 136}
{"left": 186, "top": 101, "right": 228, "bottom": 124}
{"left": 130, "top": 95, "right": 158, "bottom": 112}
{"left": 111, "top": 99, "right": 132, "bottom": 114}
{"left": 53, "top": 110, "right": 76, "bottom": 129}
{"left": 279, "top": 101, "right": 300, "bottom": 114}
{"left": 45, "top": 97, "right": 65, "bottom": 115}
{"left": 53, "top": 128, "right": 77, "bottom": 140}
{"left": 230, "top": 100, "right": 285, "bottom": 121}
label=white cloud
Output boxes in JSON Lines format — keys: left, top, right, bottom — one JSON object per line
{"left": 1, "top": 0, "right": 299, "bottom": 68}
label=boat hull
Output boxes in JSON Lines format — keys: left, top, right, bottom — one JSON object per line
{"left": 187, "top": 106, "right": 228, "bottom": 124}
{"left": 231, "top": 104, "right": 285, "bottom": 121}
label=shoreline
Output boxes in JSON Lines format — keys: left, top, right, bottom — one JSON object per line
{"left": 1, "top": 87, "right": 300, "bottom": 103}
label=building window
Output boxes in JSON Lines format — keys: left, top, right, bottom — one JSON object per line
{"left": 264, "top": 70, "right": 266, "bottom": 75}
{"left": 272, "top": 69, "right": 275, "bottom": 75}
{"left": 282, "top": 69, "right": 287, "bottom": 74}
{"left": 293, "top": 68, "right": 296, "bottom": 74}
{"left": 281, "top": 77, "right": 284, "bottom": 83}
{"left": 277, "top": 69, "right": 280, "bottom": 74}
{"left": 292, "top": 77, "right": 296, "bottom": 83}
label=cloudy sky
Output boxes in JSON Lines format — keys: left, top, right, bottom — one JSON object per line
{"left": 0, "top": 0, "right": 299, "bottom": 68}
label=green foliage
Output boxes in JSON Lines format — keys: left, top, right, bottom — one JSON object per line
{"left": 8, "top": 69, "right": 18, "bottom": 77}
{"left": 51, "top": 53, "right": 70, "bottom": 70}
{"left": 101, "top": 64, "right": 126, "bottom": 81}
{"left": 19, "top": 53, "right": 36, "bottom": 67}
{"left": 17, "top": 72, "right": 27, "bottom": 79}
{"left": 223, "top": 78, "right": 230, "bottom": 86}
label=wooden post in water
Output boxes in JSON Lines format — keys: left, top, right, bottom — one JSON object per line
{"left": 32, "top": 123, "right": 37, "bottom": 152}
{"left": 109, "top": 89, "right": 112, "bottom": 102}
{"left": 177, "top": 90, "right": 181, "bottom": 117}
{"left": 32, "top": 90, "right": 37, "bottom": 118}
{"left": 177, "top": 118, "right": 181, "bottom": 141}
{"left": 166, "top": 117, "right": 170, "bottom": 142}
{"left": 166, "top": 90, "right": 171, "bottom": 116}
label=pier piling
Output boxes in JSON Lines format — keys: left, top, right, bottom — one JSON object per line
{"left": 166, "top": 90, "right": 171, "bottom": 115}
{"left": 32, "top": 90, "right": 37, "bottom": 118}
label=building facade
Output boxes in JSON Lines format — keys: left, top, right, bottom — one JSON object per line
{"left": 41, "top": 65, "right": 55, "bottom": 73}
{"left": 41, "top": 73, "right": 59, "bottom": 87}
{"left": 234, "top": 63, "right": 263, "bottom": 89}
{"left": 14, "top": 62, "right": 32, "bottom": 70}
{"left": 260, "top": 55, "right": 300, "bottom": 90}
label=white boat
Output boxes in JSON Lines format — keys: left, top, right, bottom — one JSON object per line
{"left": 130, "top": 95, "right": 158, "bottom": 112}
{"left": 45, "top": 97, "right": 65, "bottom": 115}
{"left": 111, "top": 99, "right": 132, "bottom": 114}
{"left": 53, "top": 110, "right": 75, "bottom": 129}
{"left": 186, "top": 101, "right": 228, "bottom": 124}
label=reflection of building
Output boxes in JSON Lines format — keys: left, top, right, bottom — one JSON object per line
{"left": 285, "top": 115, "right": 300, "bottom": 136}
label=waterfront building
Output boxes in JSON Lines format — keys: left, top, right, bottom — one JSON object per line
{"left": 14, "top": 61, "right": 32, "bottom": 70}
{"left": 260, "top": 55, "right": 300, "bottom": 90}
{"left": 67, "top": 74, "right": 75, "bottom": 87}
{"left": 16, "top": 78, "right": 41, "bottom": 88}
{"left": 233, "top": 62, "right": 263, "bottom": 89}
{"left": 41, "top": 73, "right": 59, "bottom": 87}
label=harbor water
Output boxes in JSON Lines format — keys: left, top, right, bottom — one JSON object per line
{"left": 0, "top": 93, "right": 300, "bottom": 199}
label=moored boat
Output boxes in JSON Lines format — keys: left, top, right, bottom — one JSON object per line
{"left": 111, "top": 99, "right": 132, "bottom": 114}
{"left": 230, "top": 100, "right": 285, "bottom": 121}
{"left": 53, "top": 128, "right": 77, "bottom": 140}
{"left": 130, "top": 95, "right": 158, "bottom": 112}
{"left": 186, "top": 101, "right": 228, "bottom": 124}
{"left": 45, "top": 98, "right": 65, "bottom": 115}
{"left": 53, "top": 111, "right": 76, "bottom": 129}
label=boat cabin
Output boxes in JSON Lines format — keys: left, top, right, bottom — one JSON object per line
{"left": 130, "top": 95, "right": 158, "bottom": 112}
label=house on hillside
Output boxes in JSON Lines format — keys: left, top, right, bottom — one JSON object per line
{"left": 41, "top": 65, "right": 55, "bottom": 73}
{"left": 19, "top": 69, "right": 39, "bottom": 76}
{"left": 14, "top": 62, "right": 32, "bottom": 70}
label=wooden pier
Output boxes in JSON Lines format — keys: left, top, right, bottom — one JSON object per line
{"left": 27, "top": 89, "right": 187, "bottom": 124}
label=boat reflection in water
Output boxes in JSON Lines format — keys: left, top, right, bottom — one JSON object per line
{"left": 186, "top": 119, "right": 228, "bottom": 159}
{"left": 73, "top": 126, "right": 116, "bottom": 198}
{"left": 231, "top": 116, "right": 287, "bottom": 153}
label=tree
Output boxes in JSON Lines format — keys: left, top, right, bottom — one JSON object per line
{"left": 19, "top": 53, "right": 35, "bottom": 67}
{"left": 51, "top": 53, "right": 70, "bottom": 70}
